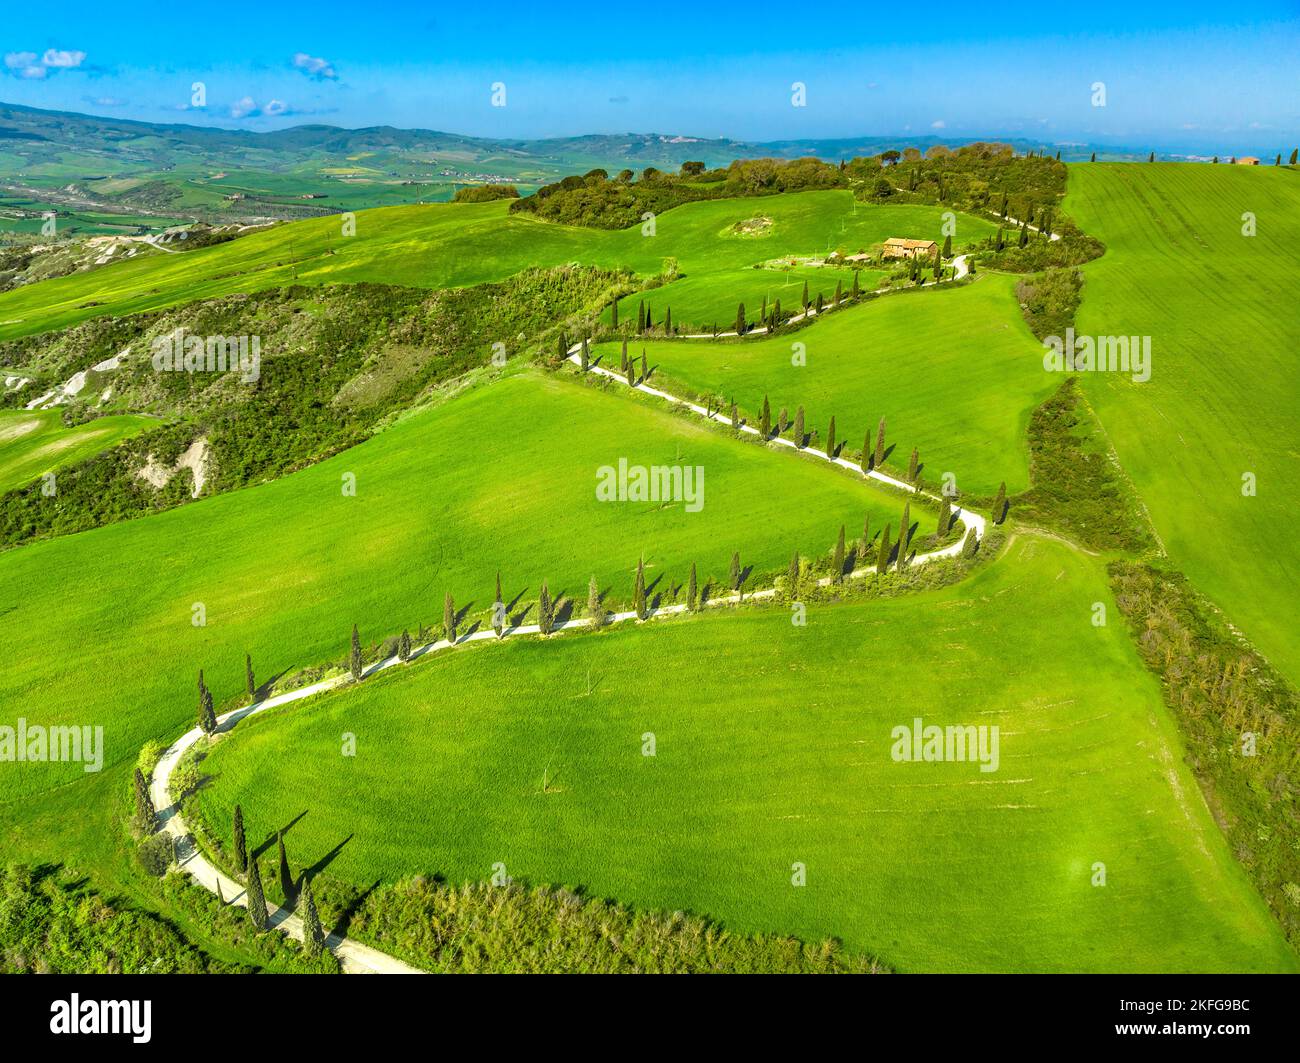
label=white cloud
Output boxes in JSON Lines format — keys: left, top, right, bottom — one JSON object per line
{"left": 263, "top": 99, "right": 289, "bottom": 116}
{"left": 229, "top": 95, "right": 259, "bottom": 119}
{"left": 4, "top": 47, "right": 86, "bottom": 79}
{"left": 41, "top": 49, "right": 86, "bottom": 69}
{"left": 931, "top": 119, "right": 946, "bottom": 129}
{"left": 292, "top": 52, "right": 338, "bottom": 80}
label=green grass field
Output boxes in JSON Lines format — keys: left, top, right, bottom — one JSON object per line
{"left": 600, "top": 275, "right": 1051, "bottom": 495}
{"left": 1066, "top": 163, "right": 1300, "bottom": 683}
{"left": 602, "top": 264, "right": 888, "bottom": 331}
{"left": 189, "top": 534, "right": 1296, "bottom": 973}
{"left": 0, "top": 191, "right": 995, "bottom": 342}
{"left": 0, "top": 368, "right": 931, "bottom": 804}
{"left": 0, "top": 409, "right": 156, "bottom": 494}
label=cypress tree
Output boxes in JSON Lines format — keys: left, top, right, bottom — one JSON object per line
{"left": 961, "top": 529, "right": 979, "bottom": 559}
{"left": 761, "top": 295, "right": 767, "bottom": 322}
{"left": 687, "top": 562, "right": 698, "bottom": 612}
{"left": 634, "top": 557, "right": 647, "bottom": 620}
{"left": 626, "top": 361, "right": 635, "bottom": 387}
{"left": 801, "top": 280, "right": 809, "bottom": 311}
{"left": 398, "top": 629, "right": 412, "bottom": 661}
{"left": 862, "top": 513, "right": 871, "bottom": 550}
{"left": 641, "top": 351, "right": 648, "bottom": 383}
{"left": 557, "top": 333, "right": 568, "bottom": 360}
{"left": 729, "top": 551, "right": 741, "bottom": 591}
{"left": 588, "top": 575, "right": 605, "bottom": 627}
{"left": 936, "top": 499, "right": 951, "bottom": 536}
{"left": 832, "top": 525, "right": 846, "bottom": 582}
{"left": 580, "top": 337, "right": 589, "bottom": 372}
{"left": 133, "top": 767, "right": 155, "bottom": 834}
{"left": 246, "top": 855, "right": 268, "bottom": 931}
{"left": 300, "top": 877, "right": 325, "bottom": 959}
{"left": 611, "top": 297, "right": 619, "bottom": 328}
{"left": 538, "top": 582, "right": 553, "bottom": 635}
{"left": 245, "top": 653, "right": 255, "bottom": 700}
{"left": 999, "top": 192, "right": 1008, "bottom": 218}
{"left": 444, "top": 592, "right": 456, "bottom": 643}
{"left": 277, "top": 830, "right": 291, "bottom": 897}
{"left": 493, "top": 572, "right": 505, "bottom": 639}
{"left": 198, "top": 678, "right": 216, "bottom": 735}
{"left": 787, "top": 551, "right": 799, "bottom": 597}
{"left": 736, "top": 302, "right": 746, "bottom": 335}
{"left": 774, "top": 298, "right": 782, "bottom": 328}
{"left": 620, "top": 339, "right": 629, "bottom": 372}
{"left": 834, "top": 279, "right": 842, "bottom": 306}
{"left": 794, "top": 406, "right": 805, "bottom": 448}
{"left": 992, "top": 481, "right": 1008, "bottom": 524}
{"left": 816, "top": 292, "right": 824, "bottom": 313}
{"left": 851, "top": 271, "right": 860, "bottom": 299}
{"left": 826, "top": 416, "right": 837, "bottom": 458}
{"left": 907, "top": 447, "right": 919, "bottom": 484}
{"left": 861, "top": 429, "right": 872, "bottom": 472}
{"left": 233, "top": 804, "right": 247, "bottom": 872}
{"left": 349, "top": 624, "right": 362, "bottom": 681}
{"left": 874, "top": 417, "right": 886, "bottom": 468}
{"left": 877, "top": 524, "right": 891, "bottom": 573}
{"left": 779, "top": 407, "right": 789, "bottom": 435}
{"left": 730, "top": 400, "right": 739, "bottom": 430}
{"left": 1291, "top": 149, "right": 1298, "bottom": 165}
{"left": 637, "top": 301, "right": 645, "bottom": 333}
{"left": 995, "top": 228, "right": 1004, "bottom": 251}
{"left": 1148, "top": 151, "right": 1155, "bottom": 163}
{"left": 942, "top": 234, "right": 952, "bottom": 257}
{"left": 760, "top": 395, "right": 771, "bottom": 439}
{"left": 1018, "top": 223, "right": 1028, "bottom": 248}
{"left": 664, "top": 306, "right": 671, "bottom": 334}
{"left": 897, "top": 502, "right": 911, "bottom": 571}
{"left": 1090, "top": 152, "right": 1096, "bottom": 163}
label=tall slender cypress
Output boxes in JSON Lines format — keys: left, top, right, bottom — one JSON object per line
{"left": 993, "top": 481, "right": 1008, "bottom": 524}
{"left": 897, "top": 502, "right": 911, "bottom": 571}
{"left": 444, "top": 592, "right": 456, "bottom": 643}
{"left": 588, "top": 575, "right": 605, "bottom": 627}
{"left": 245, "top": 653, "right": 255, "bottom": 700}
{"left": 877, "top": 524, "right": 891, "bottom": 573}
{"left": 761, "top": 396, "right": 771, "bottom": 439}
{"left": 874, "top": 418, "right": 887, "bottom": 468}
{"left": 538, "top": 582, "right": 553, "bottom": 635}
{"left": 349, "top": 625, "right": 362, "bottom": 681}
{"left": 634, "top": 557, "right": 647, "bottom": 620}
{"left": 246, "top": 855, "right": 268, "bottom": 931}
{"left": 233, "top": 804, "right": 247, "bottom": 872}
{"left": 133, "top": 768, "right": 155, "bottom": 834}
{"left": 729, "top": 551, "right": 741, "bottom": 591}
{"left": 787, "top": 552, "right": 800, "bottom": 597}
{"left": 687, "top": 562, "right": 698, "bottom": 612}
{"left": 300, "top": 877, "right": 325, "bottom": 958}
{"left": 832, "top": 525, "right": 846, "bottom": 582}
{"left": 826, "top": 416, "right": 837, "bottom": 458}
{"left": 794, "top": 407, "right": 805, "bottom": 448}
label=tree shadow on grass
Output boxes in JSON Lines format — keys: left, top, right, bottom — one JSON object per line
{"left": 253, "top": 809, "right": 307, "bottom": 859}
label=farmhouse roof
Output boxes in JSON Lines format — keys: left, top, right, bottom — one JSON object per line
{"left": 883, "top": 237, "right": 938, "bottom": 249}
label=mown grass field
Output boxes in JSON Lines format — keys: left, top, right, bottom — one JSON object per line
{"left": 0, "top": 408, "right": 155, "bottom": 494}
{"left": 0, "top": 368, "right": 928, "bottom": 807}
{"left": 1066, "top": 163, "right": 1300, "bottom": 683}
{"left": 189, "top": 534, "right": 1296, "bottom": 973}
{"left": 0, "top": 191, "right": 995, "bottom": 341}
{"left": 600, "top": 275, "right": 1050, "bottom": 495}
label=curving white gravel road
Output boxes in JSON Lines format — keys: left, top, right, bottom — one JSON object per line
{"left": 147, "top": 253, "right": 989, "bottom": 973}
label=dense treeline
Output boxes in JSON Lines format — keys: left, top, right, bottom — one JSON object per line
{"left": 1110, "top": 562, "right": 1300, "bottom": 949}
{"left": 1015, "top": 268, "right": 1084, "bottom": 341}
{"left": 509, "top": 157, "right": 846, "bottom": 229}
{"left": 0, "top": 266, "right": 624, "bottom": 548}
{"left": 452, "top": 184, "right": 520, "bottom": 203}
{"left": 1012, "top": 377, "right": 1154, "bottom": 553}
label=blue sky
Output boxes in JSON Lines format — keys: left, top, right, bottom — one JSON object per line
{"left": 2, "top": 2, "right": 1297, "bottom": 151}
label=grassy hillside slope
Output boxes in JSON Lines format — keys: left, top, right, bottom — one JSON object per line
{"left": 0, "top": 409, "right": 155, "bottom": 494}
{"left": 189, "top": 535, "right": 1297, "bottom": 973}
{"left": 603, "top": 275, "right": 1049, "bottom": 495}
{"left": 1066, "top": 163, "right": 1300, "bottom": 681}
{"left": 0, "top": 192, "right": 995, "bottom": 342}
{"left": 0, "top": 368, "right": 927, "bottom": 804}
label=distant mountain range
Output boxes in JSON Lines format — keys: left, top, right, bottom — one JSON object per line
{"left": 0, "top": 101, "right": 1156, "bottom": 230}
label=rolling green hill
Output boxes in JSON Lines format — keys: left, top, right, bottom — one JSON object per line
{"left": 0, "top": 191, "right": 995, "bottom": 342}
{"left": 1066, "top": 163, "right": 1300, "bottom": 683}
{"left": 603, "top": 275, "right": 1050, "bottom": 496}
{"left": 188, "top": 534, "right": 1297, "bottom": 973}
{"left": 0, "top": 367, "right": 932, "bottom": 806}
{"left": 0, "top": 408, "right": 155, "bottom": 494}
